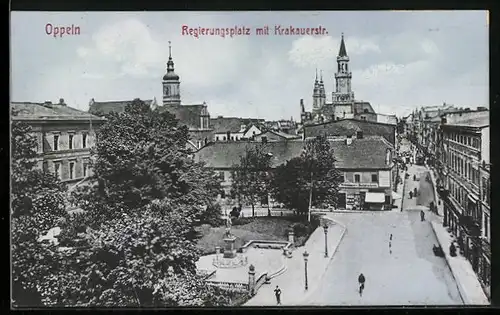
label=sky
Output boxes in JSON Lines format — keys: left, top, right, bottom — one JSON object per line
{"left": 11, "top": 11, "right": 489, "bottom": 120}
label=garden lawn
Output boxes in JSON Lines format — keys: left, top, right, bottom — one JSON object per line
{"left": 196, "top": 217, "right": 295, "bottom": 255}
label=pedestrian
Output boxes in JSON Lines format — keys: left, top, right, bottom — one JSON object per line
{"left": 420, "top": 210, "right": 425, "bottom": 222}
{"left": 274, "top": 285, "right": 282, "bottom": 305}
{"left": 390, "top": 234, "right": 393, "bottom": 241}
{"left": 358, "top": 273, "right": 365, "bottom": 296}
{"left": 414, "top": 187, "right": 418, "bottom": 197}
{"left": 409, "top": 191, "right": 413, "bottom": 199}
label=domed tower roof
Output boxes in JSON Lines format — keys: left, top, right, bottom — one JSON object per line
{"left": 163, "top": 41, "right": 180, "bottom": 81}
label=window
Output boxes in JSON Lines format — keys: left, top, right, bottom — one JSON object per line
{"left": 467, "top": 137, "right": 471, "bottom": 146}
{"left": 219, "top": 171, "right": 225, "bottom": 181}
{"left": 223, "top": 136, "right": 226, "bottom": 141}
{"left": 216, "top": 136, "right": 219, "bottom": 141}
{"left": 82, "top": 134, "right": 88, "bottom": 148}
{"left": 69, "top": 134, "right": 74, "bottom": 150}
{"left": 231, "top": 136, "right": 234, "bottom": 141}
{"left": 83, "top": 163, "right": 88, "bottom": 177}
{"left": 354, "top": 174, "right": 361, "bottom": 183}
{"left": 69, "top": 162, "right": 75, "bottom": 179}
{"left": 371, "top": 174, "right": 378, "bottom": 183}
{"left": 343, "top": 173, "right": 347, "bottom": 183}
{"left": 485, "top": 214, "right": 489, "bottom": 239}
{"left": 54, "top": 162, "right": 61, "bottom": 180}
{"left": 53, "top": 135, "right": 59, "bottom": 151}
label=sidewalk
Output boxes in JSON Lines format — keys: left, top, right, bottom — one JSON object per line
{"left": 425, "top": 164, "right": 444, "bottom": 216}
{"left": 430, "top": 221, "right": 489, "bottom": 305}
{"left": 244, "top": 218, "right": 346, "bottom": 306}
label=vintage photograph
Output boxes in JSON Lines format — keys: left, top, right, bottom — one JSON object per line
{"left": 10, "top": 10, "right": 490, "bottom": 307}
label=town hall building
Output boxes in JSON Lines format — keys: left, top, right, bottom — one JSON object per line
{"left": 300, "top": 34, "right": 378, "bottom": 125}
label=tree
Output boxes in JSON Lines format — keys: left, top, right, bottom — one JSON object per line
{"left": 11, "top": 117, "right": 67, "bottom": 306}
{"left": 40, "top": 200, "right": 231, "bottom": 307}
{"left": 230, "top": 144, "right": 273, "bottom": 217}
{"left": 89, "top": 99, "right": 220, "bottom": 213}
{"left": 271, "top": 136, "right": 342, "bottom": 218}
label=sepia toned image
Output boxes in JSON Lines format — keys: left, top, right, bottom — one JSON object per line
{"left": 10, "top": 10, "right": 490, "bottom": 307}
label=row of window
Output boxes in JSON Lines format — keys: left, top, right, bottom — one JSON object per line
{"left": 448, "top": 132, "right": 481, "bottom": 149}
{"left": 481, "top": 176, "right": 490, "bottom": 205}
{"left": 449, "top": 178, "right": 481, "bottom": 222}
{"left": 447, "top": 150, "right": 480, "bottom": 186}
{"left": 51, "top": 160, "right": 89, "bottom": 181}
{"left": 217, "top": 171, "right": 379, "bottom": 184}
{"left": 52, "top": 133, "right": 88, "bottom": 151}
{"left": 483, "top": 213, "right": 490, "bottom": 241}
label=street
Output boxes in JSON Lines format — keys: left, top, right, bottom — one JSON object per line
{"left": 301, "top": 163, "right": 463, "bottom": 305}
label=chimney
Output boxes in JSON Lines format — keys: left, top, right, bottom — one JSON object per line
{"left": 346, "top": 135, "right": 353, "bottom": 145}
{"left": 59, "top": 98, "right": 66, "bottom": 106}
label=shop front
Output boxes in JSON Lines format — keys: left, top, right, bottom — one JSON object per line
{"left": 339, "top": 183, "right": 391, "bottom": 211}
{"left": 443, "top": 197, "right": 460, "bottom": 236}
{"left": 478, "top": 238, "right": 491, "bottom": 299}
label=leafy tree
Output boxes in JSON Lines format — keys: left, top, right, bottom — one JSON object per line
{"left": 40, "top": 200, "right": 231, "bottom": 307}
{"left": 10, "top": 116, "right": 67, "bottom": 307}
{"left": 230, "top": 144, "right": 273, "bottom": 217}
{"left": 89, "top": 98, "right": 220, "bottom": 213}
{"left": 271, "top": 136, "right": 342, "bottom": 217}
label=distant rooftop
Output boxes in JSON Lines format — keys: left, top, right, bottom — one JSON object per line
{"left": 12, "top": 100, "right": 105, "bottom": 121}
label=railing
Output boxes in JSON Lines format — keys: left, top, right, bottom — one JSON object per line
{"left": 240, "top": 240, "right": 292, "bottom": 253}
{"left": 206, "top": 280, "right": 249, "bottom": 293}
{"left": 253, "top": 272, "right": 269, "bottom": 294}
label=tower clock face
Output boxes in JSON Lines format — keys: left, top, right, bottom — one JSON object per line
{"left": 339, "top": 79, "right": 346, "bottom": 87}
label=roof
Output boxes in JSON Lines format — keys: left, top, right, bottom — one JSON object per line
{"left": 259, "top": 129, "right": 301, "bottom": 139}
{"left": 443, "top": 110, "right": 489, "bottom": 128}
{"left": 338, "top": 34, "right": 348, "bottom": 57}
{"left": 89, "top": 98, "right": 157, "bottom": 116}
{"left": 194, "top": 136, "right": 393, "bottom": 170}
{"left": 353, "top": 102, "right": 375, "bottom": 114}
{"left": 446, "top": 117, "right": 489, "bottom": 128}
{"left": 12, "top": 102, "right": 106, "bottom": 121}
{"left": 210, "top": 117, "right": 265, "bottom": 134}
{"left": 162, "top": 104, "right": 207, "bottom": 130}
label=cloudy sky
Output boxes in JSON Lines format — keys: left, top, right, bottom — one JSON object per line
{"left": 11, "top": 11, "right": 488, "bottom": 120}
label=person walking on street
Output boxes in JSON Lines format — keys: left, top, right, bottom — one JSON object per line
{"left": 409, "top": 191, "right": 413, "bottom": 199}
{"left": 358, "top": 273, "right": 366, "bottom": 296}
{"left": 274, "top": 285, "right": 282, "bottom": 305}
{"left": 414, "top": 187, "right": 418, "bottom": 197}
{"left": 420, "top": 210, "right": 425, "bottom": 222}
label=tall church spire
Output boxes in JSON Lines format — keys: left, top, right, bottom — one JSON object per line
{"left": 163, "top": 41, "right": 181, "bottom": 106}
{"left": 338, "top": 33, "right": 348, "bottom": 57}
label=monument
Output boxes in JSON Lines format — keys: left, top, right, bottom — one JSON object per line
{"left": 223, "top": 216, "right": 237, "bottom": 258}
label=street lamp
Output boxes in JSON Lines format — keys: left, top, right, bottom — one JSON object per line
{"left": 323, "top": 222, "right": 329, "bottom": 257}
{"left": 303, "top": 250, "right": 309, "bottom": 290}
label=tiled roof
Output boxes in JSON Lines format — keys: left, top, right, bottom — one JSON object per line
{"left": 304, "top": 119, "right": 396, "bottom": 145}
{"left": 89, "top": 99, "right": 156, "bottom": 116}
{"left": 161, "top": 104, "right": 206, "bottom": 130}
{"left": 210, "top": 117, "right": 265, "bottom": 133}
{"left": 210, "top": 117, "right": 245, "bottom": 133}
{"left": 12, "top": 102, "right": 106, "bottom": 121}
{"left": 194, "top": 136, "right": 393, "bottom": 170}
{"left": 259, "top": 130, "right": 301, "bottom": 139}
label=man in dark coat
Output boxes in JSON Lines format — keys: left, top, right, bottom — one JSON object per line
{"left": 420, "top": 210, "right": 425, "bottom": 221}
{"left": 358, "top": 273, "right": 365, "bottom": 296}
{"left": 274, "top": 285, "right": 282, "bottom": 305}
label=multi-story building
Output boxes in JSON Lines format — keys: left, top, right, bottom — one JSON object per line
{"left": 194, "top": 134, "right": 395, "bottom": 210}
{"left": 11, "top": 99, "right": 105, "bottom": 188}
{"left": 210, "top": 116, "right": 265, "bottom": 142}
{"left": 438, "top": 109, "right": 489, "bottom": 298}
{"left": 478, "top": 160, "right": 490, "bottom": 298}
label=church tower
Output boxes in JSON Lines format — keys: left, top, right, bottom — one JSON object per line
{"left": 332, "top": 33, "right": 355, "bottom": 104}
{"left": 162, "top": 41, "right": 181, "bottom": 106}
{"left": 319, "top": 70, "right": 326, "bottom": 107}
{"left": 312, "top": 69, "right": 321, "bottom": 110}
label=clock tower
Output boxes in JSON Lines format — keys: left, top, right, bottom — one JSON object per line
{"left": 162, "top": 41, "right": 181, "bottom": 106}
{"left": 332, "top": 33, "right": 355, "bottom": 104}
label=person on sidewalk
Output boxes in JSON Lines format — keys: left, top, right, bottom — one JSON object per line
{"left": 358, "top": 273, "right": 365, "bottom": 296}
{"left": 409, "top": 191, "right": 413, "bottom": 199}
{"left": 414, "top": 187, "right": 418, "bottom": 197}
{"left": 420, "top": 210, "right": 425, "bottom": 221}
{"left": 274, "top": 285, "right": 282, "bottom": 305}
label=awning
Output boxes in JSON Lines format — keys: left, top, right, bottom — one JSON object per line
{"left": 392, "top": 191, "right": 402, "bottom": 200}
{"left": 365, "top": 192, "right": 386, "bottom": 203}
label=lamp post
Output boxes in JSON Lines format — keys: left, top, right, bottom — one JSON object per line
{"left": 303, "top": 250, "right": 309, "bottom": 290}
{"left": 323, "top": 222, "right": 329, "bottom": 257}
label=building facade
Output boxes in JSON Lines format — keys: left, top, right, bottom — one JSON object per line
{"left": 12, "top": 99, "right": 105, "bottom": 188}
{"left": 438, "top": 109, "right": 490, "bottom": 299}
{"left": 194, "top": 135, "right": 394, "bottom": 210}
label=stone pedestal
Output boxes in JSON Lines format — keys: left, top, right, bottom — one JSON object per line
{"left": 223, "top": 236, "right": 237, "bottom": 258}
{"left": 288, "top": 231, "right": 295, "bottom": 244}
